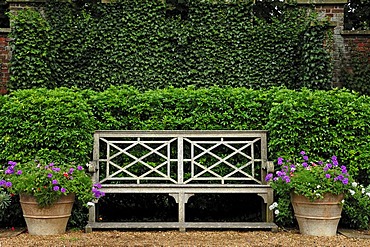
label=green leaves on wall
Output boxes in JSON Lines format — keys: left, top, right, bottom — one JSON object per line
{"left": 9, "top": 0, "right": 332, "bottom": 91}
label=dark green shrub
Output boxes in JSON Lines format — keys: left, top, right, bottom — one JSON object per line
{"left": 9, "top": 0, "right": 332, "bottom": 91}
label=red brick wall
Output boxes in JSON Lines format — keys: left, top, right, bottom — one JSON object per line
{"left": 0, "top": 32, "right": 10, "bottom": 95}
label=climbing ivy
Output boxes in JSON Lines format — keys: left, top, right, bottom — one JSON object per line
{"left": 9, "top": 0, "right": 332, "bottom": 91}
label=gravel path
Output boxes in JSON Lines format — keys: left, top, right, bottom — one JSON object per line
{"left": 1, "top": 229, "right": 370, "bottom": 247}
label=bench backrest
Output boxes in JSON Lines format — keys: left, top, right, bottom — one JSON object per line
{"left": 91, "top": 130, "right": 270, "bottom": 186}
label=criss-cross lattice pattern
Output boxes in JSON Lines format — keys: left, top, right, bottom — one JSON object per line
{"left": 94, "top": 131, "right": 267, "bottom": 185}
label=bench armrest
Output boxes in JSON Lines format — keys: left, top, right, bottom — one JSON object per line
{"left": 266, "top": 161, "right": 274, "bottom": 173}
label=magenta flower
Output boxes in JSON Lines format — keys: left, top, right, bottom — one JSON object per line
{"left": 52, "top": 179, "right": 58, "bottom": 185}
{"left": 53, "top": 186, "right": 59, "bottom": 191}
{"left": 77, "top": 165, "right": 83, "bottom": 171}
{"left": 325, "top": 174, "right": 331, "bottom": 179}
{"left": 60, "top": 187, "right": 67, "bottom": 193}
{"left": 16, "top": 170, "right": 22, "bottom": 175}
{"left": 47, "top": 173, "right": 53, "bottom": 178}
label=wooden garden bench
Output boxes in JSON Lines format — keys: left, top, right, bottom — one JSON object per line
{"left": 85, "top": 130, "right": 277, "bottom": 232}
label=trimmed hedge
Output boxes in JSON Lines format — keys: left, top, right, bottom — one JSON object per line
{"left": 0, "top": 88, "right": 96, "bottom": 164}
{"left": 1, "top": 86, "right": 370, "bottom": 228}
{"left": 2, "top": 86, "right": 370, "bottom": 182}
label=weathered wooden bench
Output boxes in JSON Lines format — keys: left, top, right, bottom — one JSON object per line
{"left": 85, "top": 130, "right": 277, "bottom": 232}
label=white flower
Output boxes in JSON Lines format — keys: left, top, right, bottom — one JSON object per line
{"left": 315, "top": 193, "right": 321, "bottom": 197}
{"left": 87, "top": 202, "right": 95, "bottom": 207}
{"left": 341, "top": 199, "right": 345, "bottom": 204}
{"left": 362, "top": 188, "right": 366, "bottom": 194}
{"left": 366, "top": 192, "right": 370, "bottom": 198}
{"left": 269, "top": 202, "right": 278, "bottom": 210}
{"left": 274, "top": 209, "right": 279, "bottom": 215}
{"left": 352, "top": 182, "right": 358, "bottom": 187}
{"left": 349, "top": 189, "right": 356, "bottom": 196}
{"left": 317, "top": 185, "right": 321, "bottom": 189}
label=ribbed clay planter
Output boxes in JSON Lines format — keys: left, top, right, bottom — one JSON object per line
{"left": 20, "top": 193, "right": 75, "bottom": 235}
{"left": 291, "top": 192, "right": 344, "bottom": 237}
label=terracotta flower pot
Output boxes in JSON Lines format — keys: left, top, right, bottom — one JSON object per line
{"left": 20, "top": 193, "right": 75, "bottom": 235}
{"left": 290, "top": 192, "right": 344, "bottom": 236}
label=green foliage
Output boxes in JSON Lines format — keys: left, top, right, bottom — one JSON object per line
{"left": 93, "top": 85, "right": 272, "bottom": 130}
{"left": 266, "top": 88, "right": 370, "bottom": 184}
{"left": 341, "top": 46, "right": 370, "bottom": 95}
{"left": 0, "top": 87, "right": 96, "bottom": 164}
{"left": 9, "top": 0, "right": 332, "bottom": 91}
{"left": 342, "top": 184, "right": 370, "bottom": 229}
{"left": 0, "top": 188, "right": 11, "bottom": 220}
{"left": 8, "top": 9, "right": 52, "bottom": 89}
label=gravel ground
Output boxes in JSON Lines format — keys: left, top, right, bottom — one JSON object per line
{"left": 1, "top": 229, "right": 370, "bottom": 247}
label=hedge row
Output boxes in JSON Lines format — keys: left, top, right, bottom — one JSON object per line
{"left": 1, "top": 86, "right": 370, "bottom": 184}
{"left": 1, "top": 86, "right": 370, "bottom": 228}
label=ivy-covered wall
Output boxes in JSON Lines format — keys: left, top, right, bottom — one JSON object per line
{"left": 7, "top": 0, "right": 333, "bottom": 91}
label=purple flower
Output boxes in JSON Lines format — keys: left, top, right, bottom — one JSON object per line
{"left": 283, "top": 176, "right": 291, "bottom": 183}
{"left": 342, "top": 178, "right": 349, "bottom": 185}
{"left": 5, "top": 181, "right": 12, "bottom": 187}
{"left": 69, "top": 168, "right": 74, "bottom": 174}
{"left": 303, "top": 155, "right": 308, "bottom": 161}
{"left": 0, "top": 180, "right": 5, "bottom": 186}
{"left": 94, "top": 183, "right": 102, "bottom": 189}
{"left": 325, "top": 174, "right": 331, "bottom": 179}
{"left": 300, "top": 151, "right": 306, "bottom": 155}
{"left": 52, "top": 179, "right": 58, "bottom": 185}
{"left": 332, "top": 156, "right": 338, "bottom": 166}
{"left": 49, "top": 162, "right": 54, "bottom": 167}
{"left": 5, "top": 168, "right": 14, "bottom": 175}
{"left": 53, "top": 186, "right": 59, "bottom": 191}
{"left": 341, "top": 166, "right": 347, "bottom": 174}
{"left": 337, "top": 175, "right": 344, "bottom": 181}
{"left": 47, "top": 173, "right": 53, "bottom": 178}
{"left": 52, "top": 167, "right": 61, "bottom": 172}
{"left": 8, "top": 161, "right": 17, "bottom": 166}
{"left": 302, "top": 162, "right": 308, "bottom": 168}
{"left": 265, "top": 173, "right": 273, "bottom": 182}
{"left": 276, "top": 171, "right": 286, "bottom": 177}
{"left": 318, "top": 161, "right": 323, "bottom": 165}
{"left": 77, "top": 165, "right": 83, "bottom": 171}
{"left": 60, "top": 187, "right": 66, "bottom": 193}
{"left": 16, "top": 170, "right": 22, "bottom": 175}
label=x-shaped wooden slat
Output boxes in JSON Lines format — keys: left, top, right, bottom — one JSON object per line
{"left": 99, "top": 138, "right": 177, "bottom": 184}
{"left": 184, "top": 138, "right": 261, "bottom": 184}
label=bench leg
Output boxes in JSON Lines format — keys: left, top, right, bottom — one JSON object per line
{"left": 257, "top": 189, "right": 274, "bottom": 223}
{"left": 85, "top": 203, "right": 96, "bottom": 233}
{"left": 169, "top": 192, "right": 194, "bottom": 232}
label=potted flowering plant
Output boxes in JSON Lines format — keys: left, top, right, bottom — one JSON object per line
{"left": 265, "top": 151, "right": 354, "bottom": 236}
{"left": 1, "top": 160, "right": 104, "bottom": 235}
